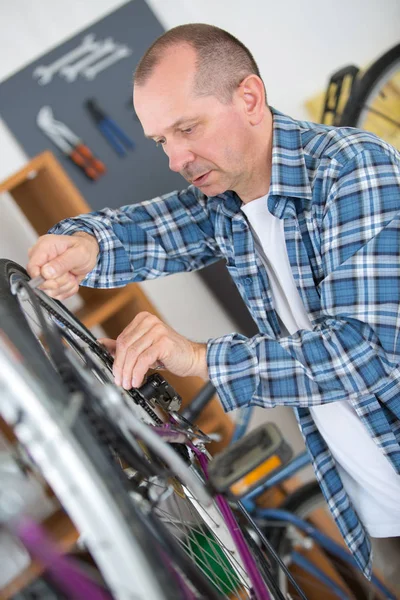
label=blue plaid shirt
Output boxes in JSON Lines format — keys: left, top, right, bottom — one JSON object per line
{"left": 50, "top": 108, "right": 400, "bottom": 576}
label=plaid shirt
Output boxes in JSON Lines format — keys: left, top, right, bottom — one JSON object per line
{"left": 50, "top": 108, "right": 400, "bottom": 576}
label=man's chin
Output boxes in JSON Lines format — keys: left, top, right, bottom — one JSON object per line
{"left": 194, "top": 180, "right": 228, "bottom": 197}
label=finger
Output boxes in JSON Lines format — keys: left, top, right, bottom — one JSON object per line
{"left": 39, "top": 273, "right": 77, "bottom": 292}
{"left": 27, "top": 236, "right": 61, "bottom": 278}
{"left": 40, "top": 244, "right": 83, "bottom": 280}
{"left": 36, "top": 269, "right": 82, "bottom": 301}
{"left": 44, "top": 280, "right": 79, "bottom": 301}
{"left": 27, "top": 247, "right": 48, "bottom": 278}
{"left": 98, "top": 338, "right": 117, "bottom": 357}
{"left": 118, "top": 326, "right": 166, "bottom": 389}
{"left": 112, "top": 313, "right": 160, "bottom": 385}
{"left": 131, "top": 344, "right": 163, "bottom": 388}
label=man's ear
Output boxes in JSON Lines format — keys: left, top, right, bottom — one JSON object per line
{"left": 238, "top": 74, "right": 266, "bottom": 126}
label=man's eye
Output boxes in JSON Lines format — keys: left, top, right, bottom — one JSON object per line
{"left": 182, "top": 126, "right": 195, "bottom": 134}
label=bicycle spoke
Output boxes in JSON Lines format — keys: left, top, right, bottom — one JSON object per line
{"left": 361, "top": 104, "right": 400, "bottom": 128}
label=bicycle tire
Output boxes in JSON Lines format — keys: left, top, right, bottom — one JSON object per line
{"left": 266, "top": 481, "right": 383, "bottom": 599}
{"left": 340, "top": 43, "right": 400, "bottom": 146}
{"left": 0, "top": 259, "right": 280, "bottom": 599}
{"left": 0, "top": 261, "right": 190, "bottom": 600}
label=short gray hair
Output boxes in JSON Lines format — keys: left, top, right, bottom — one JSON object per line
{"left": 134, "top": 23, "right": 267, "bottom": 104}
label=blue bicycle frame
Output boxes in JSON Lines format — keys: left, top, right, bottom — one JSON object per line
{"left": 235, "top": 405, "right": 397, "bottom": 600}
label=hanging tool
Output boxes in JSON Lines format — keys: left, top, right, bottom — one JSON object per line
{"left": 85, "top": 98, "right": 135, "bottom": 157}
{"left": 33, "top": 34, "right": 99, "bottom": 85}
{"left": 37, "top": 106, "right": 106, "bottom": 181}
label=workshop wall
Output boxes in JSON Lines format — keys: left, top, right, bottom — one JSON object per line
{"left": 0, "top": 0, "right": 399, "bottom": 454}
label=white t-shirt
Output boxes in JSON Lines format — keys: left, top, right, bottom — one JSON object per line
{"left": 241, "top": 195, "right": 400, "bottom": 537}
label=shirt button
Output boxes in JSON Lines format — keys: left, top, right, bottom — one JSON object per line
{"left": 244, "top": 277, "right": 252, "bottom": 285}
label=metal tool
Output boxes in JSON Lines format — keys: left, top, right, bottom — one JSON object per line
{"left": 60, "top": 38, "right": 118, "bottom": 83}
{"left": 83, "top": 46, "right": 132, "bottom": 80}
{"left": 85, "top": 98, "right": 134, "bottom": 157}
{"left": 28, "top": 275, "right": 45, "bottom": 290}
{"left": 33, "top": 34, "right": 100, "bottom": 85}
{"left": 37, "top": 106, "right": 106, "bottom": 180}
{"left": 12, "top": 275, "right": 45, "bottom": 300}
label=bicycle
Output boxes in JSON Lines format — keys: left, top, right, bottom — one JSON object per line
{"left": 1, "top": 258, "right": 397, "bottom": 599}
{"left": 320, "top": 42, "right": 400, "bottom": 150}
{"left": 0, "top": 258, "right": 305, "bottom": 600}
{"left": 184, "top": 383, "right": 398, "bottom": 598}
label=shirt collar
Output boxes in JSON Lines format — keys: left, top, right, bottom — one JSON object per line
{"left": 269, "top": 107, "right": 313, "bottom": 202}
{"left": 211, "top": 107, "right": 312, "bottom": 217}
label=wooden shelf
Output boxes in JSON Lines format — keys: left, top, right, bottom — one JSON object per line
{"left": 77, "top": 285, "right": 139, "bottom": 329}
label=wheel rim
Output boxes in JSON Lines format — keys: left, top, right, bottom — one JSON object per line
{"left": 10, "top": 271, "right": 269, "bottom": 599}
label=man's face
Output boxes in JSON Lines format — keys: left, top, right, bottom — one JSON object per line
{"left": 134, "top": 45, "right": 253, "bottom": 196}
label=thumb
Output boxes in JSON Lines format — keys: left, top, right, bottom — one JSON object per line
{"left": 42, "top": 244, "right": 86, "bottom": 279}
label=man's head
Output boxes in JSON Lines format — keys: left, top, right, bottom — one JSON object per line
{"left": 133, "top": 24, "right": 272, "bottom": 201}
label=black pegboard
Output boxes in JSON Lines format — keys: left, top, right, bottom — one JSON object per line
{"left": 0, "top": 0, "right": 257, "bottom": 336}
{"left": 0, "top": 0, "right": 183, "bottom": 210}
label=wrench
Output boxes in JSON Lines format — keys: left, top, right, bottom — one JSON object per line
{"left": 83, "top": 46, "right": 132, "bottom": 80}
{"left": 33, "top": 34, "right": 99, "bottom": 85}
{"left": 60, "top": 38, "right": 117, "bottom": 83}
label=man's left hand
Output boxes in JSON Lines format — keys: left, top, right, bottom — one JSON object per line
{"left": 99, "top": 311, "right": 208, "bottom": 389}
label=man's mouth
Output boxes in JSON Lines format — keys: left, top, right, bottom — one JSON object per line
{"left": 192, "top": 171, "right": 211, "bottom": 185}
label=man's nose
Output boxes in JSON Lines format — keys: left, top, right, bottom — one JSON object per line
{"left": 167, "top": 143, "right": 195, "bottom": 173}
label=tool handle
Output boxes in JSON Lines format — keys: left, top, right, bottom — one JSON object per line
{"left": 70, "top": 149, "right": 86, "bottom": 167}
{"left": 99, "top": 122, "right": 126, "bottom": 156}
{"left": 91, "top": 158, "right": 107, "bottom": 174}
{"left": 75, "top": 142, "right": 94, "bottom": 159}
{"left": 75, "top": 144, "right": 106, "bottom": 173}
{"left": 70, "top": 150, "right": 99, "bottom": 180}
{"left": 104, "top": 118, "right": 135, "bottom": 149}
{"left": 84, "top": 165, "right": 101, "bottom": 180}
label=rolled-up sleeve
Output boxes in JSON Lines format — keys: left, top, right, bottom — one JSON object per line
{"left": 49, "top": 186, "right": 221, "bottom": 288}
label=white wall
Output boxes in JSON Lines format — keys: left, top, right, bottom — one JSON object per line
{"left": 0, "top": 0, "right": 399, "bottom": 454}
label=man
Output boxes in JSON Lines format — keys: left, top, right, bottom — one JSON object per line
{"left": 27, "top": 24, "right": 400, "bottom": 577}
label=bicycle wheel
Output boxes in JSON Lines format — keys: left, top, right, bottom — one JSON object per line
{"left": 266, "top": 481, "right": 388, "bottom": 600}
{"left": 0, "top": 310, "right": 182, "bottom": 600}
{"left": 0, "top": 259, "right": 279, "bottom": 599}
{"left": 340, "top": 43, "right": 400, "bottom": 149}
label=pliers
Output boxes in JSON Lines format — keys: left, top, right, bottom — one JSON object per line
{"left": 37, "top": 106, "right": 106, "bottom": 181}
{"left": 86, "top": 98, "right": 135, "bottom": 157}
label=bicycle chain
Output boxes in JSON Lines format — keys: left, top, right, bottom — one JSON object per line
{"left": 37, "top": 295, "right": 163, "bottom": 426}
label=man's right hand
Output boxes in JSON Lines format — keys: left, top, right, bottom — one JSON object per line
{"left": 26, "top": 232, "right": 99, "bottom": 300}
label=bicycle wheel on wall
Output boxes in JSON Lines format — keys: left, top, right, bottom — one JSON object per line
{"left": 340, "top": 43, "right": 400, "bottom": 150}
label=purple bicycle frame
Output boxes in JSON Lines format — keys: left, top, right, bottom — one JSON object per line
{"left": 16, "top": 517, "right": 111, "bottom": 599}
{"left": 14, "top": 426, "right": 272, "bottom": 600}
{"left": 154, "top": 423, "right": 272, "bottom": 600}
